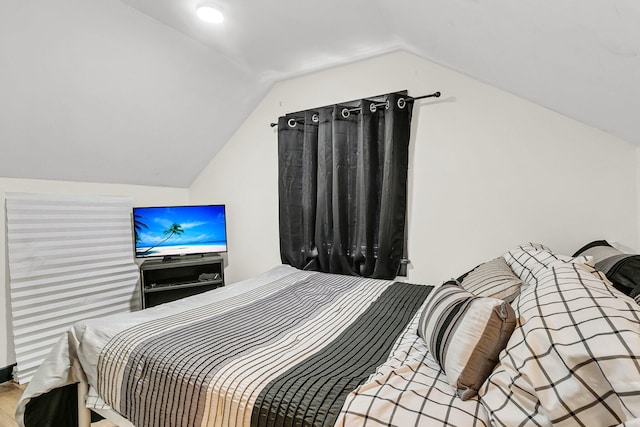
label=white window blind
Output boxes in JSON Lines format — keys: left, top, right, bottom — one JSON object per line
{"left": 6, "top": 192, "right": 140, "bottom": 383}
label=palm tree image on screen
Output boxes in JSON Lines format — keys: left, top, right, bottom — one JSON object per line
{"left": 141, "top": 223, "right": 184, "bottom": 255}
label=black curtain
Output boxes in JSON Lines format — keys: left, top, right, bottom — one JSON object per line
{"left": 278, "top": 91, "right": 413, "bottom": 279}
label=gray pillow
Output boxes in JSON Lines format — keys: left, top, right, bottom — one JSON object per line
{"left": 574, "top": 240, "right": 640, "bottom": 297}
{"left": 459, "top": 257, "right": 523, "bottom": 302}
{"left": 418, "top": 282, "right": 517, "bottom": 400}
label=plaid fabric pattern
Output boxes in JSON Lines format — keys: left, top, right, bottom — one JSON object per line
{"left": 336, "top": 302, "right": 490, "bottom": 426}
{"left": 459, "top": 257, "right": 523, "bottom": 302}
{"left": 480, "top": 245, "right": 640, "bottom": 426}
{"left": 502, "top": 242, "right": 593, "bottom": 287}
{"left": 85, "top": 387, "right": 110, "bottom": 410}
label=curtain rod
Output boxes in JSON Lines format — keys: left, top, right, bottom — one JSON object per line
{"left": 269, "top": 91, "right": 441, "bottom": 127}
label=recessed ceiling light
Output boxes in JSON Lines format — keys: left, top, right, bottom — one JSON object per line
{"left": 197, "top": 6, "right": 224, "bottom": 24}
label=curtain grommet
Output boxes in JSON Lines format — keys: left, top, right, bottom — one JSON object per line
{"left": 370, "top": 100, "right": 389, "bottom": 113}
{"left": 312, "top": 113, "right": 319, "bottom": 123}
{"left": 341, "top": 108, "right": 350, "bottom": 119}
{"left": 287, "top": 118, "right": 297, "bottom": 128}
{"left": 397, "top": 98, "right": 406, "bottom": 109}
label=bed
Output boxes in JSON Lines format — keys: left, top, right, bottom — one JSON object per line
{"left": 15, "top": 244, "right": 640, "bottom": 427}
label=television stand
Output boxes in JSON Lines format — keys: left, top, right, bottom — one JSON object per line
{"left": 161, "top": 254, "right": 207, "bottom": 262}
{"left": 139, "top": 255, "right": 225, "bottom": 308}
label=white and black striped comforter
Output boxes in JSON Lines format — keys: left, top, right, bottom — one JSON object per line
{"left": 16, "top": 265, "right": 490, "bottom": 427}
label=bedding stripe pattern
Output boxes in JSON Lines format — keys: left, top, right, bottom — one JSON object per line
{"left": 123, "top": 274, "right": 359, "bottom": 426}
{"left": 97, "top": 271, "right": 433, "bottom": 427}
{"left": 458, "top": 257, "right": 523, "bottom": 301}
{"left": 417, "top": 282, "right": 516, "bottom": 400}
{"left": 251, "top": 282, "right": 429, "bottom": 427}
{"left": 97, "top": 270, "right": 318, "bottom": 412}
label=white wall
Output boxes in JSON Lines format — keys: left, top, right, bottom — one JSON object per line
{"left": 0, "top": 178, "right": 188, "bottom": 368}
{"left": 0, "top": 0, "right": 262, "bottom": 188}
{"left": 190, "top": 51, "right": 638, "bottom": 285}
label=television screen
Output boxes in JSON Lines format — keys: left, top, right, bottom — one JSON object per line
{"left": 133, "top": 205, "right": 227, "bottom": 258}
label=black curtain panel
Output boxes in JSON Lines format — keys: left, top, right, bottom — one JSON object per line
{"left": 278, "top": 91, "right": 413, "bottom": 279}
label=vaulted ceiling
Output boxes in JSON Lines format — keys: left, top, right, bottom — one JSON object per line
{"left": 1, "top": 0, "right": 638, "bottom": 187}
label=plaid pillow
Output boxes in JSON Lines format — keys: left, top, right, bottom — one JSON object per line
{"left": 459, "top": 257, "right": 523, "bottom": 302}
{"left": 417, "top": 282, "right": 517, "bottom": 400}
{"left": 503, "top": 242, "right": 592, "bottom": 286}
{"left": 480, "top": 254, "right": 640, "bottom": 425}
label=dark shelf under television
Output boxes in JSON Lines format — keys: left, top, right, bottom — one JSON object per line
{"left": 143, "top": 278, "right": 223, "bottom": 293}
{"left": 139, "top": 254, "right": 225, "bottom": 308}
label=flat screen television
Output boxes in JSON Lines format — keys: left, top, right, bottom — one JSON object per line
{"left": 133, "top": 205, "right": 227, "bottom": 259}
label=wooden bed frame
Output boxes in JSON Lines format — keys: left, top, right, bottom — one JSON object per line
{"left": 77, "top": 381, "right": 135, "bottom": 427}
